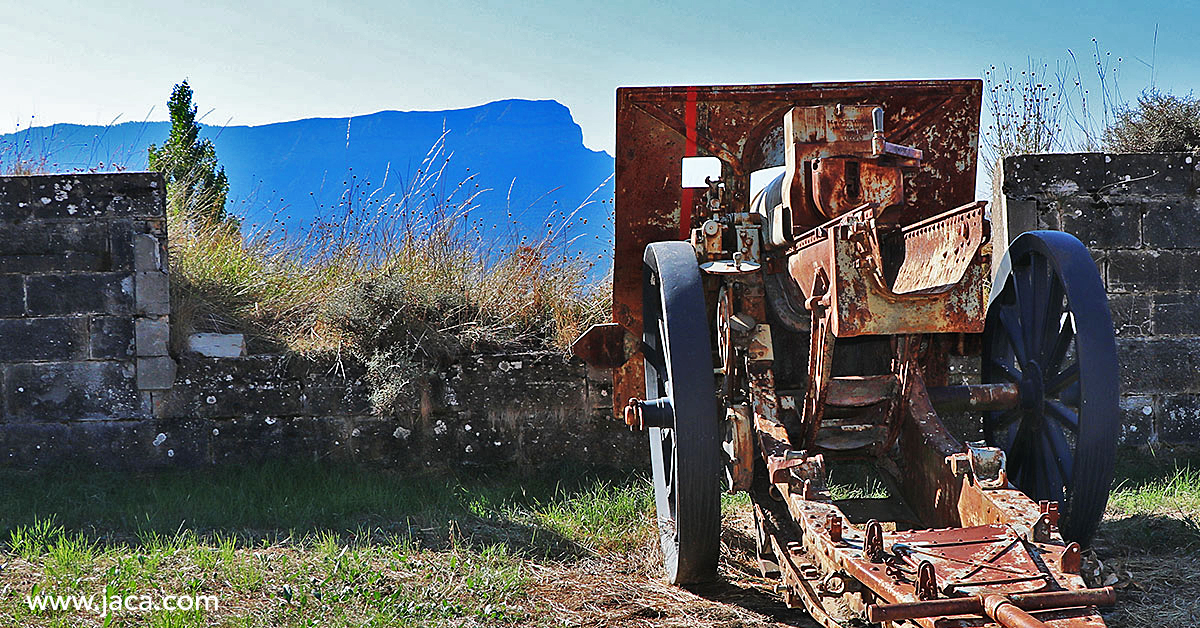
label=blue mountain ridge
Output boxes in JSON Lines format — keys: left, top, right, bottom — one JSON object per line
{"left": 0, "top": 99, "right": 615, "bottom": 263}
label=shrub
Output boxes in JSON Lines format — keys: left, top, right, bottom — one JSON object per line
{"left": 320, "top": 217, "right": 607, "bottom": 415}
{"left": 1104, "top": 89, "right": 1200, "bottom": 153}
{"left": 983, "top": 39, "right": 1125, "bottom": 176}
{"left": 149, "top": 80, "right": 231, "bottom": 225}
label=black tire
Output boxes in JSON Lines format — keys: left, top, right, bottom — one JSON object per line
{"left": 642, "top": 241, "right": 721, "bottom": 584}
{"left": 983, "top": 231, "right": 1120, "bottom": 546}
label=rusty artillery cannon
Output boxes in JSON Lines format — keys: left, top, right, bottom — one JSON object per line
{"left": 573, "top": 80, "right": 1122, "bottom": 627}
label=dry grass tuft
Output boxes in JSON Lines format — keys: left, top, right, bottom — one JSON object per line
{"left": 167, "top": 134, "right": 610, "bottom": 412}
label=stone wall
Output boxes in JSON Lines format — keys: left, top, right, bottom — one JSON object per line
{"left": 0, "top": 172, "right": 637, "bottom": 469}
{"left": 993, "top": 153, "right": 1200, "bottom": 444}
{"left": 6, "top": 161, "right": 1196, "bottom": 470}
{"left": 1, "top": 350, "right": 630, "bottom": 470}
{"left": 0, "top": 173, "right": 174, "bottom": 426}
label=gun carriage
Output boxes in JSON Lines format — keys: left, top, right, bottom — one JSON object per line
{"left": 574, "top": 80, "right": 1122, "bottom": 628}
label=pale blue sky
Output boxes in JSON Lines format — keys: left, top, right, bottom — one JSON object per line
{"left": 1, "top": 0, "right": 1196, "bottom": 154}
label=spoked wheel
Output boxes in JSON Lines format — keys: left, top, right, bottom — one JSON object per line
{"left": 642, "top": 241, "right": 721, "bottom": 584}
{"left": 983, "top": 231, "right": 1119, "bottom": 546}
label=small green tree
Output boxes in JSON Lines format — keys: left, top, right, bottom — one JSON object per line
{"left": 1105, "top": 89, "right": 1200, "bottom": 153}
{"left": 149, "top": 80, "right": 230, "bottom": 224}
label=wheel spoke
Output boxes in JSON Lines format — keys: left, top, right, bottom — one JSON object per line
{"left": 1059, "top": 381, "right": 1081, "bottom": 407}
{"left": 1002, "top": 419, "right": 1021, "bottom": 451}
{"left": 1006, "top": 436, "right": 1024, "bottom": 479}
{"left": 987, "top": 409, "right": 1022, "bottom": 432}
{"left": 1044, "top": 424, "right": 1075, "bottom": 485}
{"left": 1028, "top": 437, "right": 1049, "bottom": 500}
{"left": 1047, "top": 363, "right": 1080, "bottom": 395}
{"left": 1044, "top": 322, "right": 1074, "bottom": 372}
{"left": 1038, "top": 280, "right": 1065, "bottom": 365}
{"left": 996, "top": 306, "right": 1028, "bottom": 365}
{"left": 1030, "top": 255, "right": 1055, "bottom": 353}
{"left": 1045, "top": 400, "right": 1080, "bottom": 434}
{"left": 1015, "top": 263, "right": 1039, "bottom": 359}
{"left": 643, "top": 342, "right": 666, "bottom": 374}
{"left": 988, "top": 358, "right": 1022, "bottom": 383}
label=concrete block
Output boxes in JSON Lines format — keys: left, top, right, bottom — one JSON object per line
{"left": 1102, "top": 153, "right": 1194, "bottom": 197}
{"left": 90, "top": 316, "right": 135, "bottom": 360}
{"left": 6, "top": 361, "right": 142, "bottom": 421}
{"left": 0, "top": 422, "right": 70, "bottom": 466}
{"left": 1158, "top": 394, "right": 1200, "bottom": 444}
{"left": 0, "top": 176, "right": 32, "bottom": 222}
{"left": 135, "top": 271, "right": 170, "bottom": 316}
{"left": 1143, "top": 197, "right": 1200, "bottom": 249}
{"left": 29, "top": 173, "right": 165, "bottom": 220}
{"left": 186, "top": 333, "right": 246, "bottom": 358}
{"left": 137, "top": 356, "right": 177, "bottom": 390}
{"left": 27, "top": 176, "right": 92, "bottom": 220}
{"left": 0, "top": 274, "right": 23, "bottom": 316}
{"left": 108, "top": 219, "right": 136, "bottom": 271}
{"left": 1152, "top": 292, "right": 1200, "bottom": 336}
{"left": 0, "top": 223, "right": 53, "bottom": 256}
{"left": 135, "top": 317, "right": 170, "bottom": 357}
{"left": 303, "top": 359, "right": 371, "bottom": 415}
{"left": 0, "top": 223, "right": 109, "bottom": 271}
{"left": 0, "top": 253, "right": 109, "bottom": 273}
{"left": 1002, "top": 154, "right": 1108, "bottom": 197}
{"left": 1117, "top": 337, "right": 1200, "bottom": 395}
{"left": 47, "top": 222, "right": 110, "bottom": 256}
{"left": 0, "top": 317, "right": 87, "bottom": 361}
{"left": 1118, "top": 395, "right": 1156, "bottom": 445}
{"left": 1058, "top": 196, "right": 1140, "bottom": 249}
{"left": 1107, "top": 250, "right": 1200, "bottom": 293}
{"left": 25, "top": 272, "right": 134, "bottom": 315}
{"left": 991, "top": 197, "right": 1033, "bottom": 275}
{"left": 154, "top": 354, "right": 304, "bottom": 419}
{"left": 133, "top": 234, "right": 163, "bottom": 272}
{"left": 1107, "top": 293, "right": 1152, "bottom": 338}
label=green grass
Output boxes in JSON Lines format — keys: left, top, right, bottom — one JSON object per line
{"left": 5, "top": 451, "right": 1199, "bottom": 627}
{"left": 1109, "top": 464, "right": 1200, "bottom": 515}
{"left": 1098, "top": 448, "right": 1200, "bottom": 557}
{"left": 0, "top": 463, "right": 653, "bottom": 627}
{"left": 826, "top": 462, "right": 890, "bottom": 500}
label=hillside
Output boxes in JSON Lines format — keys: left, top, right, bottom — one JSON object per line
{"left": 0, "top": 99, "right": 615, "bottom": 259}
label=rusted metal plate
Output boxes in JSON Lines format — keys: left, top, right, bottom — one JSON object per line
{"left": 825, "top": 374, "right": 898, "bottom": 407}
{"left": 612, "top": 80, "right": 982, "bottom": 414}
{"left": 887, "top": 525, "right": 1049, "bottom": 596}
{"left": 893, "top": 201, "right": 989, "bottom": 294}
{"left": 787, "top": 203, "right": 989, "bottom": 338}
{"left": 570, "top": 322, "right": 634, "bottom": 370}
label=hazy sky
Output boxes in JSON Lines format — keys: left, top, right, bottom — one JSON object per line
{"left": 1, "top": 0, "right": 1197, "bottom": 154}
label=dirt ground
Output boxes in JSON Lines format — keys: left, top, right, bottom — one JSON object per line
{"left": 526, "top": 507, "right": 820, "bottom": 628}
{"left": 525, "top": 505, "right": 1197, "bottom": 628}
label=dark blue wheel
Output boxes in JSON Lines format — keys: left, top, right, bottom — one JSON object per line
{"left": 983, "top": 231, "right": 1119, "bottom": 546}
{"left": 642, "top": 241, "right": 721, "bottom": 584}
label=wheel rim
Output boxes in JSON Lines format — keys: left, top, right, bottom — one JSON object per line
{"left": 642, "top": 241, "right": 721, "bottom": 584}
{"left": 983, "top": 231, "right": 1120, "bottom": 545}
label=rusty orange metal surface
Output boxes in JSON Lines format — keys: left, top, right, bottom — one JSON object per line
{"left": 611, "top": 80, "right": 982, "bottom": 415}
{"left": 867, "top": 588, "right": 1116, "bottom": 624}
{"left": 787, "top": 201, "right": 990, "bottom": 339}
{"left": 758, "top": 363, "right": 1109, "bottom": 628}
{"left": 588, "top": 78, "right": 1111, "bottom": 627}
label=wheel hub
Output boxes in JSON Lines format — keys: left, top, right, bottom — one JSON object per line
{"left": 1018, "top": 361, "right": 1045, "bottom": 415}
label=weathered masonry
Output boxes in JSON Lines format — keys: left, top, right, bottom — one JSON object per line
{"left": 0, "top": 159, "right": 1197, "bottom": 469}
{"left": 993, "top": 153, "right": 1200, "bottom": 445}
{"left": 0, "top": 173, "right": 174, "bottom": 421}
{"left": 0, "top": 173, "right": 633, "bottom": 468}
